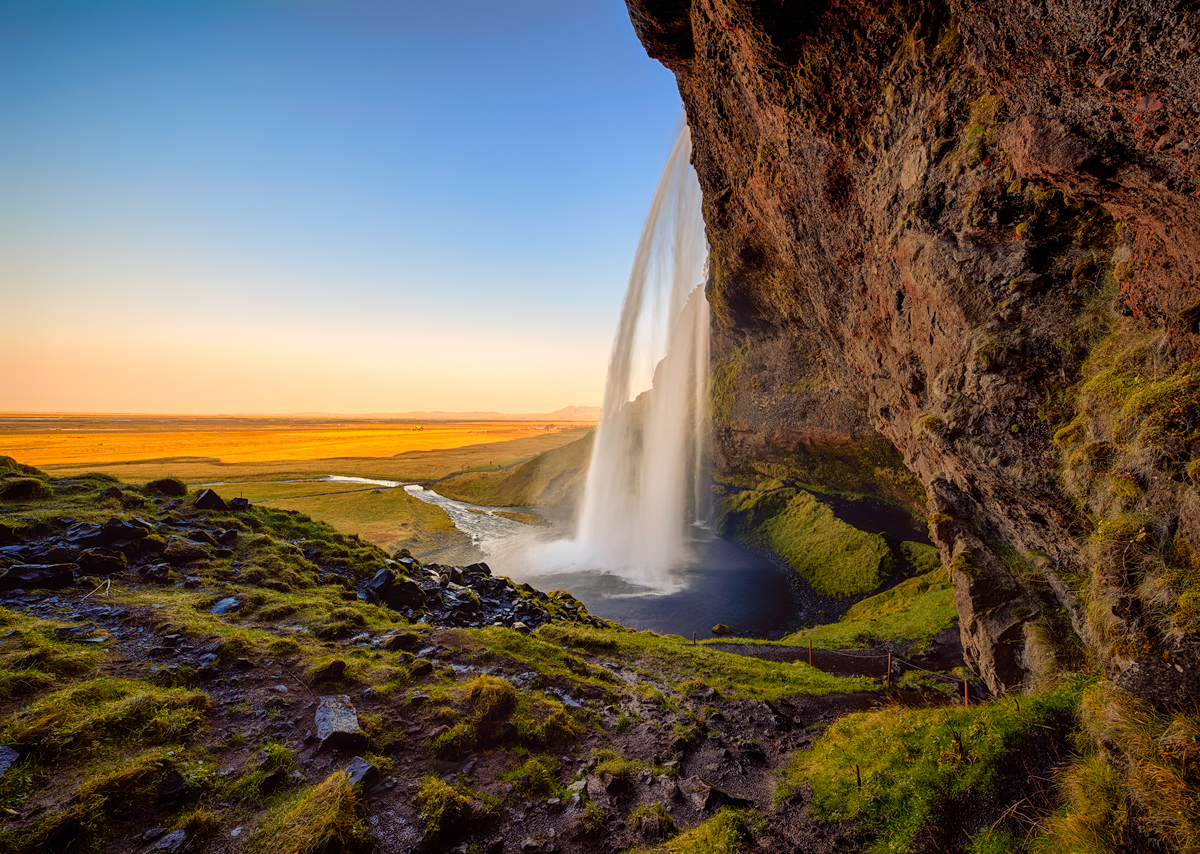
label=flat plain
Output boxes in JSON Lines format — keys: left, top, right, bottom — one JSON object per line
{"left": 0, "top": 414, "right": 595, "bottom": 560}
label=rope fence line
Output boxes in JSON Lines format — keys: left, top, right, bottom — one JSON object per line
{"left": 713, "top": 642, "right": 974, "bottom": 690}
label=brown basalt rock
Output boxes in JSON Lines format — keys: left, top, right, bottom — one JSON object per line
{"left": 625, "top": 0, "right": 1200, "bottom": 701}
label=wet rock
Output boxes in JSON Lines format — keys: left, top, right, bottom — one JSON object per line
{"left": 0, "top": 745, "right": 19, "bottom": 778}
{"left": 365, "top": 568, "right": 426, "bottom": 610}
{"left": 193, "top": 489, "right": 227, "bottom": 511}
{"left": 678, "top": 776, "right": 753, "bottom": 812}
{"left": 157, "top": 769, "right": 190, "bottom": 803}
{"left": 344, "top": 755, "right": 380, "bottom": 789}
{"left": 0, "top": 564, "right": 75, "bottom": 591}
{"left": 211, "top": 597, "right": 241, "bottom": 615}
{"left": 147, "top": 829, "right": 188, "bottom": 852}
{"left": 315, "top": 695, "right": 368, "bottom": 751}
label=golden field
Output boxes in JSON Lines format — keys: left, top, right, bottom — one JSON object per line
{"left": 0, "top": 415, "right": 589, "bottom": 467}
{"left": 0, "top": 414, "right": 594, "bottom": 559}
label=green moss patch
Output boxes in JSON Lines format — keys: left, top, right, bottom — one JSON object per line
{"left": 779, "top": 677, "right": 1089, "bottom": 853}
{"left": 783, "top": 565, "right": 955, "bottom": 651}
{"left": 538, "top": 624, "right": 877, "bottom": 700}
{"left": 718, "top": 487, "right": 894, "bottom": 597}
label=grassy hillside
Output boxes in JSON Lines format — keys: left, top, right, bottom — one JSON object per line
{"left": 435, "top": 430, "right": 593, "bottom": 508}
{"left": 0, "top": 461, "right": 1181, "bottom": 854}
{"left": 717, "top": 485, "right": 895, "bottom": 598}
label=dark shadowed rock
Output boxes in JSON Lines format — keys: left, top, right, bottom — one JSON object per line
{"left": 312, "top": 659, "right": 347, "bottom": 684}
{"left": 193, "top": 489, "right": 227, "bottom": 511}
{"left": 211, "top": 597, "right": 241, "bottom": 615}
{"left": 0, "top": 564, "right": 75, "bottom": 591}
{"left": 678, "top": 776, "right": 753, "bottom": 812}
{"left": 147, "top": 829, "right": 188, "bottom": 852}
{"left": 157, "top": 769, "right": 190, "bottom": 803}
{"left": 344, "top": 755, "right": 381, "bottom": 789}
{"left": 261, "top": 768, "right": 288, "bottom": 796}
{"left": 315, "top": 695, "right": 367, "bottom": 751}
{"left": 77, "top": 548, "right": 127, "bottom": 576}
{"left": 227, "top": 497, "right": 251, "bottom": 512}
{"left": 365, "top": 568, "right": 426, "bottom": 611}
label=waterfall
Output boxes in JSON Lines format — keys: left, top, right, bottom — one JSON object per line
{"left": 576, "top": 122, "right": 709, "bottom": 589}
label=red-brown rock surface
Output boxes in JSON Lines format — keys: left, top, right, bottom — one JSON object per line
{"left": 627, "top": 0, "right": 1200, "bottom": 700}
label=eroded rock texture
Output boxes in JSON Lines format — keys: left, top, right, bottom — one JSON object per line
{"left": 628, "top": 0, "right": 1200, "bottom": 699}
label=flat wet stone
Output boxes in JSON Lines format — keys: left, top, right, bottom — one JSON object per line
{"left": 315, "top": 694, "right": 367, "bottom": 751}
{"left": 211, "top": 597, "right": 240, "bottom": 615}
{"left": 0, "top": 745, "right": 19, "bottom": 778}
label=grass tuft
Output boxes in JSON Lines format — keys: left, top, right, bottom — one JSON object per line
{"left": 245, "top": 771, "right": 367, "bottom": 854}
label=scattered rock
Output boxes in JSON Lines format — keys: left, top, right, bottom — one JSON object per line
{"left": 146, "top": 829, "right": 189, "bottom": 852}
{"left": 315, "top": 694, "right": 368, "bottom": 751}
{"left": 193, "top": 489, "right": 227, "bottom": 511}
{"left": 677, "top": 775, "right": 753, "bottom": 812}
{"left": 211, "top": 597, "right": 241, "bottom": 615}
{"left": 0, "top": 746, "right": 19, "bottom": 778}
{"left": 344, "top": 755, "right": 381, "bottom": 790}
{"left": 157, "top": 769, "right": 190, "bottom": 803}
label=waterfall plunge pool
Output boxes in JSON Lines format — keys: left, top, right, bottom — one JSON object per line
{"left": 406, "top": 485, "right": 806, "bottom": 640}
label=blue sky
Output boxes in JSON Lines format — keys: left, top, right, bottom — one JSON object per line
{"left": 0, "top": 0, "right": 683, "bottom": 413}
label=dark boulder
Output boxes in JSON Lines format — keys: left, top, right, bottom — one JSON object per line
{"left": 77, "top": 548, "right": 127, "bottom": 576}
{"left": 157, "top": 769, "right": 190, "bottom": 803}
{"left": 344, "top": 755, "right": 381, "bottom": 790}
{"left": 227, "top": 497, "right": 252, "bottom": 512}
{"left": 312, "top": 659, "right": 347, "bottom": 684}
{"left": 193, "top": 489, "right": 227, "bottom": 511}
{"left": 99, "top": 517, "right": 148, "bottom": 543}
{"left": 0, "top": 564, "right": 75, "bottom": 591}
{"left": 0, "top": 478, "right": 50, "bottom": 502}
{"left": 365, "top": 568, "right": 426, "bottom": 611}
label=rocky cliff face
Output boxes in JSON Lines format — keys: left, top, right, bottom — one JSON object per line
{"left": 627, "top": 0, "right": 1200, "bottom": 709}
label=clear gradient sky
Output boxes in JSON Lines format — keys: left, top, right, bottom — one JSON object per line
{"left": 0, "top": 0, "right": 683, "bottom": 414}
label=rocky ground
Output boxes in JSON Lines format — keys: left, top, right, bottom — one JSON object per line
{"left": 0, "top": 465, "right": 1078, "bottom": 854}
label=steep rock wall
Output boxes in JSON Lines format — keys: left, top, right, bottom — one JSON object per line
{"left": 627, "top": 0, "right": 1200, "bottom": 702}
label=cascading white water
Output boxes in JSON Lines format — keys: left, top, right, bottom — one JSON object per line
{"left": 575, "top": 122, "right": 709, "bottom": 588}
